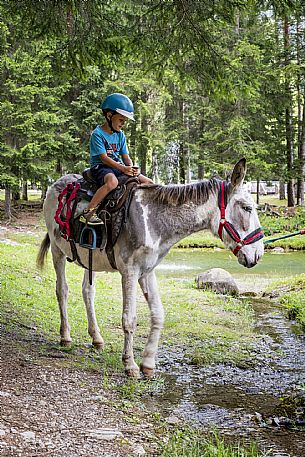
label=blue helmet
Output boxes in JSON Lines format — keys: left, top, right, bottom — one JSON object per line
{"left": 101, "top": 93, "right": 135, "bottom": 121}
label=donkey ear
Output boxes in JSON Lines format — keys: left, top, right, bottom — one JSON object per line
{"left": 231, "top": 158, "right": 247, "bottom": 190}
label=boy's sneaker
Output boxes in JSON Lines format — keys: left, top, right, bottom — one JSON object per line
{"left": 80, "top": 210, "right": 103, "bottom": 225}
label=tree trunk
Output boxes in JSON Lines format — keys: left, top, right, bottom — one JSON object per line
{"left": 197, "top": 118, "right": 205, "bottom": 180}
{"left": 12, "top": 190, "right": 20, "bottom": 202}
{"left": 178, "top": 98, "right": 186, "bottom": 184}
{"left": 284, "top": 16, "right": 295, "bottom": 208}
{"left": 298, "top": 90, "right": 305, "bottom": 206}
{"left": 4, "top": 186, "right": 12, "bottom": 220}
{"left": 138, "top": 93, "right": 149, "bottom": 176}
{"left": 128, "top": 115, "right": 137, "bottom": 164}
{"left": 198, "top": 163, "right": 204, "bottom": 180}
{"left": 185, "top": 103, "right": 191, "bottom": 184}
{"left": 279, "top": 181, "right": 286, "bottom": 200}
{"left": 22, "top": 180, "right": 28, "bottom": 201}
{"left": 56, "top": 159, "right": 63, "bottom": 175}
{"left": 151, "top": 149, "right": 159, "bottom": 183}
{"left": 41, "top": 182, "right": 48, "bottom": 201}
{"left": 256, "top": 179, "right": 260, "bottom": 205}
{"left": 286, "top": 105, "right": 295, "bottom": 207}
{"left": 296, "top": 16, "right": 303, "bottom": 205}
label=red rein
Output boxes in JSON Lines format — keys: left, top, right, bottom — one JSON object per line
{"left": 54, "top": 182, "right": 80, "bottom": 240}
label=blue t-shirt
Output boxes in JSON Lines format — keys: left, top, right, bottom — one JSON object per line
{"left": 89, "top": 126, "right": 129, "bottom": 167}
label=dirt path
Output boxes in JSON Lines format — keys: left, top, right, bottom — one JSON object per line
{"left": 1, "top": 207, "right": 305, "bottom": 457}
{"left": 0, "top": 209, "right": 157, "bottom": 456}
{"left": 0, "top": 322, "right": 158, "bottom": 457}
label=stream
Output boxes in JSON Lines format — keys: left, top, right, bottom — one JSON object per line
{"left": 146, "top": 249, "right": 305, "bottom": 456}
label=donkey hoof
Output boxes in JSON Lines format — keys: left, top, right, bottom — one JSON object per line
{"left": 140, "top": 366, "right": 155, "bottom": 379}
{"left": 92, "top": 341, "right": 104, "bottom": 352}
{"left": 60, "top": 339, "right": 72, "bottom": 348}
{"left": 125, "top": 368, "right": 141, "bottom": 379}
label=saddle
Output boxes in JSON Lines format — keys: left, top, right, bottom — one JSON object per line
{"left": 55, "top": 168, "right": 139, "bottom": 277}
{"left": 79, "top": 168, "right": 138, "bottom": 214}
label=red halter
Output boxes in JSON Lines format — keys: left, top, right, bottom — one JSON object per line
{"left": 218, "top": 181, "right": 264, "bottom": 256}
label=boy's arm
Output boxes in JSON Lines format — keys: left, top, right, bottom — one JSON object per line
{"left": 99, "top": 153, "right": 134, "bottom": 176}
{"left": 122, "top": 154, "right": 132, "bottom": 166}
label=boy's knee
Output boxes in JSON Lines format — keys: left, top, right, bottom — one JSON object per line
{"left": 106, "top": 175, "right": 118, "bottom": 190}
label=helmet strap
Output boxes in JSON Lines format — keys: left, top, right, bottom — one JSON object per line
{"left": 105, "top": 111, "right": 119, "bottom": 133}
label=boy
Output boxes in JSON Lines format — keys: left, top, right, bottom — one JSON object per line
{"left": 82, "top": 93, "right": 153, "bottom": 224}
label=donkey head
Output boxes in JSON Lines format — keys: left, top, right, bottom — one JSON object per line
{"left": 217, "top": 158, "right": 264, "bottom": 268}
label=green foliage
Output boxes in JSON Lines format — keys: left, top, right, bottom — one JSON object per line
{"left": 265, "top": 273, "right": 305, "bottom": 327}
{"left": 0, "top": 32, "right": 79, "bottom": 188}
{"left": 0, "top": 0, "right": 305, "bottom": 195}
{"left": 260, "top": 208, "right": 305, "bottom": 237}
{"left": 1, "top": 1, "right": 125, "bottom": 76}
{"left": 161, "top": 428, "right": 264, "bottom": 457}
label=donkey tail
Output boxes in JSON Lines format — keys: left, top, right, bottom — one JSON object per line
{"left": 37, "top": 233, "right": 51, "bottom": 269}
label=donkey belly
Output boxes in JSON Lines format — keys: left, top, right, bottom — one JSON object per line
{"left": 56, "top": 237, "right": 116, "bottom": 272}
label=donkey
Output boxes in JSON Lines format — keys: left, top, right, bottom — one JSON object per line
{"left": 37, "top": 158, "right": 264, "bottom": 378}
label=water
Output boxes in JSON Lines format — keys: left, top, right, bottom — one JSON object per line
{"left": 157, "top": 249, "right": 305, "bottom": 293}
{"left": 150, "top": 249, "right": 305, "bottom": 456}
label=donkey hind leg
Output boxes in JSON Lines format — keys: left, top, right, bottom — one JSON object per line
{"left": 82, "top": 269, "right": 104, "bottom": 351}
{"left": 51, "top": 244, "right": 71, "bottom": 347}
{"left": 139, "top": 271, "right": 164, "bottom": 379}
{"left": 121, "top": 272, "right": 140, "bottom": 378}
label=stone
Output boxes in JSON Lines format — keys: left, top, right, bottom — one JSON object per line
{"left": 0, "top": 239, "right": 21, "bottom": 246}
{"left": 272, "top": 246, "right": 285, "bottom": 253}
{"left": 132, "top": 443, "right": 146, "bottom": 455}
{"left": 196, "top": 268, "right": 239, "bottom": 296}
{"left": 86, "top": 428, "right": 123, "bottom": 441}
{"left": 20, "top": 431, "right": 36, "bottom": 441}
{"left": 165, "top": 415, "right": 180, "bottom": 425}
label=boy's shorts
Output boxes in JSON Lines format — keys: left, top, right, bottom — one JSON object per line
{"left": 90, "top": 164, "right": 125, "bottom": 186}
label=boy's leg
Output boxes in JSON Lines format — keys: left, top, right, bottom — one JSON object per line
{"left": 83, "top": 173, "right": 118, "bottom": 224}
{"left": 87, "top": 173, "right": 119, "bottom": 210}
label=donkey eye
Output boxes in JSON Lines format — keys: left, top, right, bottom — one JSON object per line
{"left": 243, "top": 205, "right": 252, "bottom": 213}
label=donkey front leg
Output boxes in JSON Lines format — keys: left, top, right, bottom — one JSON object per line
{"left": 139, "top": 271, "right": 164, "bottom": 379}
{"left": 121, "top": 272, "right": 140, "bottom": 378}
{"left": 51, "top": 244, "right": 71, "bottom": 347}
{"left": 82, "top": 270, "right": 104, "bottom": 351}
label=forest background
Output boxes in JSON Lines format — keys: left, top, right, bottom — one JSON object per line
{"left": 0, "top": 0, "right": 304, "bottom": 218}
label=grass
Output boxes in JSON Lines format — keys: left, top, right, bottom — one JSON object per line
{"left": 161, "top": 429, "right": 266, "bottom": 457}
{"left": 265, "top": 274, "right": 305, "bottom": 328}
{"left": 0, "top": 201, "right": 296, "bottom": 455}
{"left": 0, "top": 189, "right": 42, "bottom": 201}
{"left": 176, "top": 230, "right": 224, "bottom": 249}
{"left": 0, "top": 232, "right": 262, "bottom": 372}
{"left": 0, "top": 226, "right": 270, "bottom": 454}
{"left": 259, "top": 195, "right": 288, "bottom": 206}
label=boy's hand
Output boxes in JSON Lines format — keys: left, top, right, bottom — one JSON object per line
{"left": 132, "top": 166, "right": 140, "bottom": 176}
{"left": 122, "top": 165, "right": 134, "bottom": 176}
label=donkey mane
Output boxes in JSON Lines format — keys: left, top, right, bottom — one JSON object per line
{"left": 140, "top": 177, "right": 220, "bottom": 206}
